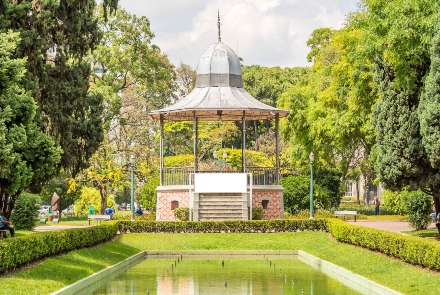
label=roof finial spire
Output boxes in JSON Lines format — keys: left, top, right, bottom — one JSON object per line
{"left": 217, "top": 10, "right": 221, "bottom": 42}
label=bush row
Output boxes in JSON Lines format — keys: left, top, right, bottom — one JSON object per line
{"left": 120, "top": 218, "right": 440, "bottom": 271}
{"left": 118, "top": 219, "right": 327, "bottom": 234}
{"left": 0, "top": 222, "right": 118, "bottom": 273}
{"left": 327, "top": 218, "right": 440, "bottom": 271}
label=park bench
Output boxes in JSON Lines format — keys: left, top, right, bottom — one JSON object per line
{"left": 334, "top": 210, "right": 358, "bottom": 222}
{"left": 88, "top": 214, "right": 111, "bottom": 225}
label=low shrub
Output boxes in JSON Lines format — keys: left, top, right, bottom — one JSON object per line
{"left": 113, "top": 211, "right": 156, "bottom": 221}
{"left": 0, "top": 222, "right": 118, "bottom": 274}
{"left": 174, "top": 207, "right": 189, "bottom": 221}
{"left": 252, "top": 206, "right": 264, "bottom": 220}
{"left": 117, "top": 219, "right": 328, "bottom": 234}
{"left": 402, "top": 190, "right": 432, "bottom": 230}
{"left": 285, "top": 209, "right": 334, "bottom": 219}
{"left": 327, "top": 218, "right": 440, "bottom": 271}
{"left": 10, "top": 192, "right": 40, "bottom": 230}
{"left": 337, "top": 205, "right": 396, "bottom": 216}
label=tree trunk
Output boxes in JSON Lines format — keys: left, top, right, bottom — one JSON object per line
{"left": 433, "top": 192, "right": 440, "bottom": 218}
{"left": 99, "top": 184, "right": 107, "bottom": 214}
{"left": 356, "top": 180, "right": 360, "bottom": 205}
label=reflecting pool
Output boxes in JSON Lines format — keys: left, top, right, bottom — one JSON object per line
{"left": 91, "top": 255, "right": 365, "bottom": 294}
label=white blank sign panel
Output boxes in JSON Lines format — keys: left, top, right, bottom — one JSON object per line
{"left": 194, "top": 173, "right": 247, "bottom": 193}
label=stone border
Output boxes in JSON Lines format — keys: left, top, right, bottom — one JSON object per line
{"left": 52, "top": 250, "right": 403, "bottom": 295}
{"left": 51, "top": 251, "right": 145, "bottom": 295}
{"left": 297, "top": 251, "right": 404, "bottom": 295}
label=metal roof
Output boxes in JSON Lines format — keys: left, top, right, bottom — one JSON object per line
{"left": 149, "top": 41, "right": 290, "bottom": 121}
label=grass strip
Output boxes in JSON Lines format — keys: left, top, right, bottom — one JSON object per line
{"left": 1, "top": 232, "right": 439, "bottom": 295}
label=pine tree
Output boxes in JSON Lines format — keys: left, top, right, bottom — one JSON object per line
{"left": 0, "top": 0, "right": 118, "bottom": 177}
{"left": 0, "top": 31, "right": 61, "bottom": 218}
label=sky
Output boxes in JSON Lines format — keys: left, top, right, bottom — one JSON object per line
{"left": 119, "top": 0, "right": 359, "bottom": 68}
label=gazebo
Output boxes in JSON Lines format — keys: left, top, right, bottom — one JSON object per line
{"left": 149, "top": 28, "right": 289, "bottom": 221}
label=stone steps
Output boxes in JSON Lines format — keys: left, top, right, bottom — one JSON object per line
{"left": 197, "top": 194, "right": 246, "bottom": 220}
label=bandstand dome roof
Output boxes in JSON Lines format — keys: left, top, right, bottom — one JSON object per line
{"left": 149, "top": 40, "right": 289, "bottom": 121}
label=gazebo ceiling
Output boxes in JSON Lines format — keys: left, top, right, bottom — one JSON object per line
{"left": 149, "top": 39, "right": 289, "bottom": 121}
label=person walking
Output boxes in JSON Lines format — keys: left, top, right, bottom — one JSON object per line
{"left": 373, "top": 196, "right": 380, "bottom": 215}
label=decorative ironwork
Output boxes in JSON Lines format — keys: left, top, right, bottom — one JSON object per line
{"left": 163, "top": 166, "right": 284, "bottom": 186}
{"left": 163, "top": 167, "right": 194, "bottom": 186}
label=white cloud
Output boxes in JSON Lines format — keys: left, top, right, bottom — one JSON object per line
{"left": 119, "top": 0, "right": 359, "bottom": 68}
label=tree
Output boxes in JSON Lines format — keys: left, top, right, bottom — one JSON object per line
{"left": 366, "top": 0, "right": 440, "bottom": 212}
{"left": 92, "top": 6, "right": 177, "bottom": 126}
{"left": 0, "top": 31, "right": 61, "bottom": 218}
{"left": 280, "top": 22, "right": 377, "bottom": 193}
{"left": 0, "top": 1, "right": 119, "bottom": 177}
{"left": 87, "top": 7, "right": 179, "bottom": 211}
{"left": 39, "top": 173, "right": 81, "bottom": 219}
{"left": 176, "top": 62, "right": 196, "bottom": 98}
{"left": 10, "top": 192, "right": 40, "bottom": 230}
{"left": 306, "top": 28, "right": 336, "bottom": 63}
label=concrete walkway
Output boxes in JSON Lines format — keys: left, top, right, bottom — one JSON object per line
{"left": 34, "top": 225, "right": 90, "bottom": 232}
{"left": 347, "top": 220, "right": 437, "bottom": 234}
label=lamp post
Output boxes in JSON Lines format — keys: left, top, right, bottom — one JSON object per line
{"left": 130, "top": 155, "right": 135, "bottom": 221}
{"left": 213, "top": 150, "right": 227, "bottom": 171}
{"left": 309, "top": 152, "right": 314, "bottom": 219}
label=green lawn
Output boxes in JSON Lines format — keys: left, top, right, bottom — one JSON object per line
{"left": 0, "top": 231, "right": 438, "bottom": 294}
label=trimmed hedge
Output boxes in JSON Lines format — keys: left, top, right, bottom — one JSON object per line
{"left": 119, "top": 219, "right": 440, "bottom": 271}
{"left": 118, "top": 219, "right": 328, "bottom": 234}
{"left": 0, "top": 221, "right": 118, "bottom": 273}
{"left": 327, "top": 219, "right": 440, "bottom": 271}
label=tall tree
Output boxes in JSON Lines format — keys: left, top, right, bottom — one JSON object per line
{"left": 280, "top": 20, "right": 377, "bottom": 196}
{"left": 366, "top": 0, "right": 440, "bottom": 211}
{"left": 0, "top": 31, "right": 61, "bottom": 218}
{"left": 0, "top": 0, "right": 118, "bottom": 177}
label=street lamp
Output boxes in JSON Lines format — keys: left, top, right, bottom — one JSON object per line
{"left": 130, "top": 155, "right": 135, "bottom": 221}
{"left": 213, "top": 150, "right": 227, "bottom": 171}
{"left": 309, "top": 152, "right": 315, "bottom": 219}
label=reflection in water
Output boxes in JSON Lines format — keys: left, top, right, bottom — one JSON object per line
{"left": 92, "top": 256, "right": 364, "bottom": 295}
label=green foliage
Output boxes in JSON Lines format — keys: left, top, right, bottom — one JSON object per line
{"left": 0, "top": 1, "right": 116, "bottom": 177}
{"left": 0, "top": 31, "right": 61, "bottom": 218}
{"left": 280, "top": 21, "right": 377, "bottom": 184}
{"left": 337, "top": 204, "right": 396, "bottom": 216}
{"left": 173, "top": 207, "right": 189, "bottom": 221}
{"left": 402, "top": 190, "right": 432, "bottom": 230}
{"left": 306, "top": 28, "right": 336, "bottom": 63}
{"left": 313, "top": 167, "right": 342, "bottom": 209}
{"left": 112, "top": 211, "right": 156, "bottom": 221}
{"left": 327, "top": 218, "right": 440, "bottom": 271}
{"left": 164, "top": 154, "right": 194, "bottom": 167}
{"left": 382, "top": 190, "right": 407, "bottom": 215}
{"left": 138, "top": 176, "right": 160, "bottom": 211}
{"left": 285, "top": 210, "right": 334, "bottom": 219}
{"left": 74, "top": 187, "right": 101, "bottom": 215}
{"left": 419, "top": 24, "right": 440, "bottom": 170}
{"left": 281, "top": 170, "right": 342, "bottom": 214}
{"left": 117, "top": 219, "right": 328, "bottom": 234}
{"left": 281, "top": 175, "right": 311, "bottom": 214}
{"left": 252, "top": 206, "right": 264, "bottom": 220}
{"left": 39, "top": 174, "right": 81, "bottom": 216}
{"left": 242, "top": 65, "right": 309, "bottom": 108}
{"left": 10, "top": 192, "right": 40, "bottom": 230}
{"left": 367, "top": 0, "right": 440, "bottom": 205}
{"left": 0, "top": 222, "right": 118, "bottom": 274}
